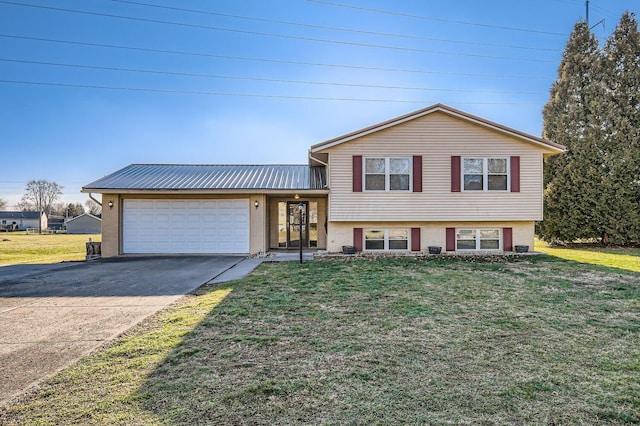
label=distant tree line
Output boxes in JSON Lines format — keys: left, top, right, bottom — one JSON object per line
{"left": 540, "top": 12, "right": 640, "bottom": 246}
{"left": 5, "top": 180, "right": 102, "bottom": 218}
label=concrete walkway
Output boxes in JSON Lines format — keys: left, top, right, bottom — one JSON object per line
{"left": 209, "top": 252, "right": 315, "bottom": 284}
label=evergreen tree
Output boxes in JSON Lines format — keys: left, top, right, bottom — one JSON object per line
{"left": 539, "top": 22, "right": 603, "bottom": 243}
{"left": 598, "top": 12, "right": 640, "bottom": 245}
{"left": 541, "top": 14, "right": 640, "bottom": 245}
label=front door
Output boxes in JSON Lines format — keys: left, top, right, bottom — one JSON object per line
{"left": 287, "top": 201, "right": 308, "bottom": 248}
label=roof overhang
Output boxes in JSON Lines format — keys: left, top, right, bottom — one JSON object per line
{"left": 81, "top": 188, "right": 329, "bottom": 196}
{"left": 310, "top": 103, "right": 565, "bottom": 154}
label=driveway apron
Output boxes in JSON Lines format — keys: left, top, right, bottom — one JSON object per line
{"left": 0, "top": 256, "right": 243, "bottom": 406}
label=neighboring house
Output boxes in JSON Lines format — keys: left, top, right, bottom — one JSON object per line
{"left": 65, "top": 213, "right": 102, "bottom": 234}
{"left": 82, "top": 104, "right": 564, "bottom": 257}
{"left": 0, "top": 211, "right": 47, "bottom": 231}
{"left": 48, "top": 216, "right": 66, "bottom": 231}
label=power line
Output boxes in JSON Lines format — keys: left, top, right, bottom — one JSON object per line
{"left": 0, "top": 1, "right": 553, "bottom": 63}
{"left": 112, "top": 0, "right": 560, "bottom": 53}
{"left": 0, "top": 58, "right": 544, "bottom": 95}
{"left": 0, "top": 34, "right": 552, "bottom": 81}
{"left": 0, "top": 79, "right": 540, "bottom": 105}
{"left": 306, "top": 0, "right": 567, "bottom": 36}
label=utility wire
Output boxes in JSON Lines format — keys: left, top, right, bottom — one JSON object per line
{"left": 0, "top": 80, "right": 539, "bottom": 105}
{"left": 307, "top": 0, "right": 567, "bottom": 36}
{"left": 0, "top": 1, "right": 553, "bottom": 63}
{"left": 0, "top": 34, "right": 552, "bottom": 81}
{"left": 0, "top": 58, "right": 543, "bottom": 95}
{"left": 112, "top": 0, "right": 560, "bottom": 52}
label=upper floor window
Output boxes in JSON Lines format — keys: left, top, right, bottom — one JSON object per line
{"left": 463, "top": 157, "right": 509, "bottom": 191}
{"left": 365, "top": 157, "right": 411, "bottom": 191}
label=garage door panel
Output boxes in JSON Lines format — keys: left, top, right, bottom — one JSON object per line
{"left": 123, "top": 199, "right": 249, "bottom": 254}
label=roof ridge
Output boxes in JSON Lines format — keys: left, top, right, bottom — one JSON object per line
{"left": 310, "top": 103, "right": 565, "bottom": 153}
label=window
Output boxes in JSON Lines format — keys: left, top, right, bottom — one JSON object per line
{"left": 365, "top": 229, "right": 409, "bottom": 251}
{"left": 463, "top": 157, "right": 508, "bottom": 191}
{"left": 456, "top": 229, "right": 501, "bottom": 251}
{"left": 365, "top": 157, "right": 411, "bottom": 191}
{"left": 365, "top": 230, "right": 385, "bottom": 250}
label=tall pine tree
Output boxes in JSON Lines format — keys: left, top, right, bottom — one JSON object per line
{"left": 539, "top": 22, "right": 602, "bottom": 243}
{"left": 598, "top": 12, "right": 640, "bottom": 245}
{"left": 540, "top": 14, "right": 640, "bottom": 245}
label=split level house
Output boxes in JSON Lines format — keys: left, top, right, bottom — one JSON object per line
{"left": 82, "top": 104, "right": 565, "bottom": 257}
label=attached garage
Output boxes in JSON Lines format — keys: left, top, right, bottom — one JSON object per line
{"left": 82, "top": 164, "right": 328, "bottom": 257}
{"left": 123, "top": 199, "right": 250, "bottom": 254}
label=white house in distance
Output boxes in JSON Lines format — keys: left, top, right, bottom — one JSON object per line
{"left": 0, "top": 211, "right": 47, "bottom": 231}
{"left": 64, "top": 213, "right": 102, "bottom": 234}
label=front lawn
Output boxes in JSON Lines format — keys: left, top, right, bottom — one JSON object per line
{"left": 1, "top": 255, "right": 638, "bottom": 424}
{"left": 0, "top": 232, "right": 101, "bottom": 265}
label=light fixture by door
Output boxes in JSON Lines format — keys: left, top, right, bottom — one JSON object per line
{"left": 254, "top": 200, "right": 259, "bottom": 209}
{"left": 294, "top": 194, "right": 300, "bottom": 200}
{"left": 108, "top": 200, "right": 114, "bottom": 209}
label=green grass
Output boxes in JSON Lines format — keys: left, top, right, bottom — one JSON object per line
{"left": 1, "top": 256, "right": 639, "bottom": 424}
{"left": 0, "top": 232, "right": 101, "bottom": 265}
{"left": 536, "top": 239, "right": 640, "bottom": 273}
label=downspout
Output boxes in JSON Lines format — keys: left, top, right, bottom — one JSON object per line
{"left": 88, "top": 193, "right": 102, "bottom": 207}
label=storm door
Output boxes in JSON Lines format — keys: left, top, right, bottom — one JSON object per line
{"left": 287, "top": 201, "right": 308, "bottom": 248}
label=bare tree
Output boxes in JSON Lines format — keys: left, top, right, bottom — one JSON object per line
{"left": 21, "top": 180, "right": 63, "bottom": 233}
{"left": 0, "top": 196, "right": 6, "bottom": 210}
{"left": 16, "top": 199, "right": 34, "bottom": 211}
{"left": 66, "top": 202, "right": 85, "bottom": 217}
{"left": 50, "top": 202, "right": 84, "bottom": 217}
{"left": 85, "top": 199, "right": 102, "bottom": 216}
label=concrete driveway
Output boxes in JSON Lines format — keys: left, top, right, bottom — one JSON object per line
{"left": 0, "top": 256, "right": 243, "bottom": 406}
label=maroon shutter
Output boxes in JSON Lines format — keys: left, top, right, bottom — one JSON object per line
{"left": 353, "top": 155, "right": 362, "bottom": 192}
{"left": 510, "top": 156, "right": 520, "bottom": 192}
{"left": 411, "top": 228, "right": 421, "bottom": 251}
{"left": 413, "top": 156, "right": 422, "bottom": 192}
{"left": 503, "top": 227, "right": 513, "bottom": 251}
{"left": 354, "top": 228, "right": 363, "bottom": 252}
{"left": 446, "top": 228, "right": 456, "bottom": 251}
{"left": 451, "top": 156, "right": 461, "bottom": 192}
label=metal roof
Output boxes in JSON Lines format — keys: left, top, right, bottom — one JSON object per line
{"left": 0, "top": 211, "right": 42, "bottom": 219}
{"left": 83, "top": 164, "right": 327, "bottom": 191}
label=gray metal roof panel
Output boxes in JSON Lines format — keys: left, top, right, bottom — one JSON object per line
{"left": 0, "top": 211, "right": 41, "bottom": 219}
{"left": 83, "top": 164, "right": 327, "bottom": 191}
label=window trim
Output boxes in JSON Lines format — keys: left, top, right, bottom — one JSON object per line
{"left": 455, "top": 228, "right": 502, "bottom": 251}
{"left": 364, "top": 228, "right": 410, "bottom": 251}
{"left": 461, "top": 157, "right": 510, "bottom": 192}
{"left": 363, "top": 156, "right": 413, "bottom": 192}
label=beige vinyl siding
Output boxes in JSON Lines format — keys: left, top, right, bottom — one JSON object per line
{"left": 327, "top": 221, "right": 534, "bottom": 253}
{"left": 319, "top": 112, "right": 548, "bottom": 222}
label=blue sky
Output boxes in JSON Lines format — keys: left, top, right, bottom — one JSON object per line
{"left": 1, "top": 0, "right": 637, "bottom": 208}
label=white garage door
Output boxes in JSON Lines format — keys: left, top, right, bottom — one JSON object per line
{"left": 123, "top": 199, "right": 250, "bottom": 254}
